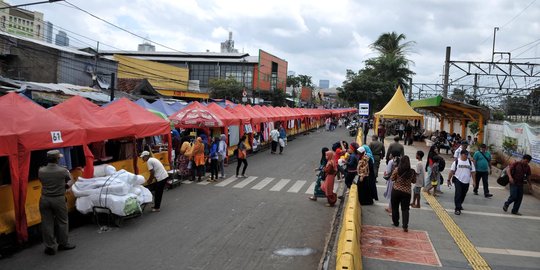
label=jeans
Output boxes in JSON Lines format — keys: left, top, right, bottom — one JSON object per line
{"left": 391, "top": 189, "right": 411, "bottom": 229}
{"left": 219, "top": 157, "right": 225, "bottom": 177}
{"left": 453, "top": 178, "right": 470, "bottom": 211}
{"left": 505, "top": 184, "right": 524, "bottom": 213}
{"left": 153, "top": 178, "right": 167, "bottom": 209}
{"left": 236, "top": 158, "right": 248, "bottom": 176}
{"left": 474, "top": 171, "right": 490, "bottom": 195}
{"left": 210, "top": 159, "right": 219, "bottom": 180}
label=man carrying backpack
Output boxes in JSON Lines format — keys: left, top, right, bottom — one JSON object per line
{"left": 503, "top": 154, "right": 532, "bottom": 215}
{"left": 447, "top": 150, "right": 476, "bottom": 215}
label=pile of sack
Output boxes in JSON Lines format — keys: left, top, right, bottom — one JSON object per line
{"left": 72, "top": 165, "right": 153, "bottom": 216}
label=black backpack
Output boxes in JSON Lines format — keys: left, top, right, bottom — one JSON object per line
{"left": 438, "top": 158, "right": 446, "bottom": 172}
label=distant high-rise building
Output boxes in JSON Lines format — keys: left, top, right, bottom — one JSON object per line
{"left": 220, "top": 31, "right": 238, "bottom": 53}
{"left": 288, "top": 71, "right": 296, "bottom": 77}
{"left": 55, "top": 30, "right": 69, "bottom": 46}
{"left": 43, "top": 21, "right": 53, "bottom": 43}
{"left": 319, "top": 79, "right": 330, "bottom": 89}
{"left": 138, "top": 41, "right": 155, "bottom": 52}
{"left": 0, "top": 0, "right": 44, "bottom": 40}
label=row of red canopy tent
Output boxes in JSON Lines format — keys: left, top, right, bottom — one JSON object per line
{"left": 0, "top": 92, "right": 356, "bottom": 242}
{"left": 0, "top": 93, "right": 171, "bottom": 243}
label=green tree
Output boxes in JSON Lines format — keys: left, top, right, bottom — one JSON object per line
{"left": 287, "top": 75, "right": 301, "bottom": 88}
{"left": 271, "top": 88, "right": 287, "bottom": 107}
{"left": 209, "top": 77, "right": 243, "bottom": 101}
{"left": 297, "top": 74, "right": 314, "bottom": 88}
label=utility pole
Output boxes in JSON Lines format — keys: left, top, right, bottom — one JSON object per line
{"left": 0, "top": 0, "right": 63, "bottom": 10}
{"left": 442, "top": 46, "right": 451, "bottom": 98}
{"left": 491, "top": 27, "right": 499, "bottom": 63}
{"left": 408, "top": 78, "right": 413, "bottom": 101}
{"left": 109, "top": 73, "right": 116, "bottom": 101}
{"left": 473, "top": 74, "right": 478, "bottom": 100}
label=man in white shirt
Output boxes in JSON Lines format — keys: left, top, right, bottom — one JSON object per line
{"left": 218, "top": 134, "right": 227, "bottom": 178}
{"left": 447, "top": 150, "right": 476, "bottom": 215}
{"left": 270, "top": 127, "right": 280, "bottom": 154}
{"left": 141, "top": 151, "right": 169, "bottom": 212}
{"left": 453, "top": 140, "right": 469, "bottom": 160}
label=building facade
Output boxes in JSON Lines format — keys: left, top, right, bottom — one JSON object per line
{"left": 43, "top": 21, "right": 53, "bottom": 43}
{"left": 319, "top": 79, "right": 329, "bottom": 89}
{"left": 55, "top": 30, "right": 69, "bottom": 46}
{"left": 0, "top": 0, "right": 44, "bottom": 40}
{"left": 254, "top": 49, "right": 288, "bottom": 92}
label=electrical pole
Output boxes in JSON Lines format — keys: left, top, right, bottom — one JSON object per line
{"left": 442, "top": 46, "right": 451, "bottom": 98}
{"left": 408, "top": 77, "right": 413, "bottom": 101}
{"left": 491, "top": 27, "right": 499, "bottom": 63}
{"left": 109, "top": 73, "right": 115, "bottom": 101}
{"left": 473, "top": 74, "right": 478, "bottom": 100}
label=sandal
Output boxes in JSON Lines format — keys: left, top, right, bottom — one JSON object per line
{"left": 308, "top": 196, "right": 317, "bottom": 201}
{"left": 151, "top": 208, "right": 160, "bottom": 212}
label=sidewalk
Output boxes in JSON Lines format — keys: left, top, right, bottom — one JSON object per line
{"left": 360, "top": 137, "right": 540, "bottom": 269}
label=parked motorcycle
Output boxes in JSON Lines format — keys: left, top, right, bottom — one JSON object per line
{"left": 347, "top": 121, "right": 358, "bottom": 137}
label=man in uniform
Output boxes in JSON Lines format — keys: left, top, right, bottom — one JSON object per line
{"left": 368, "top": 135, "right": 385, "bottom": 182}
{"left": 38, "top": 150, "right": 76, "bottom": 255}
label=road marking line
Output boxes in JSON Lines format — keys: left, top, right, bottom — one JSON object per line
{"left": 233, "top": 176, "right": 258, "bottom": 188}
{"left": 270, "top": 179, "right": 290, "bottom": 191}
{"left": 197, "top": 181, "right": 211, "bottom": 185}
{"left": 251, "top": 177, "right": 274, "bottom": 190}
{"left": 287, "top": 180, "right": 306, "bottom": 193}
{"left": 215, "top": 176, "right": 238, "bottom": 187}
{"left": 181, "top": 180, "right": 193, "bottom": 184}
{"left": 477, "top": 247, "right": 540, "bottom": 258}
{"left": 422, "top": 191, "right": 492, "bottom": 270}
{"left": 305, "top": 182, "right": 316, "bottom": 194}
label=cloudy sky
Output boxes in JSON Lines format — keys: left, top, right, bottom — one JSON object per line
{"left": 12, "top": 0, "right": 540, "bottom": 90}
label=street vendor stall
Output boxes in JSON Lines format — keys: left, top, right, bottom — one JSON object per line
{"left": 374, "top": 86, "right": 424, "bottom": 132}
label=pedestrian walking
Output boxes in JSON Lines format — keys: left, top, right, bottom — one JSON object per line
{"left": 309, "top": 147, "right": 330, "bottom": 201}
{"left": 38, "top": 150, "right": 76, "bottom": 255}
{"left": 192, "top": 137, "right": 205, "bottom": 182}
{"left": 344, "top": 142, "right": 360, "bottom": 189}
{"left": 385, "top": 136, "right": 404, "bottom": 162}
{"left": 503, "top": 154, "right": 532, "bottom": 215}
{"left": 472, "top": 144, "right": 493, "bottom": 197}
{"left": 397, "top": 122, "right": 405, "bottom": 140}
{"left": 177, "top": 135, "right": 192, "bottom": 179}
{"left": 218, "top": 134, "right": 227, "bottom": 178}
{"left": 447, "top": 150, "right": 476, "bottom": 215}
{"left": 279, "top": 125, "right": 287, "bottom": 154}
{"left": 270, "top": 126, "right": 280, "bottom": 154}
{"left": 411, "top": 151, "right": 424, "bottom": 208}
{"left": 321, "top": 150, "right": 338, "bottom": 206}
{"left": 252, "top": 132, "right": 260, "bottom": 153}
{"left": 357, "top": 146, "right": 378, "bottom": 205}
{"left": 368, "top": 135, "right": 385, "bottom": 181}
{"left": 390, "top": 155, "right": 416, "bottom": 232}
{"left": 208, "top": 137, "right": 220, "bottom": 182}
{"left": 378, "top": 124, "right": 386, "bottom": 144}
{"left": 236, "top": 134, "right": 248, "bottom": 177}
{"left": 140, "top": 151, "right": 170, "bottom": 212}
{"left": 384, "top": 151, "right": 401, "bottom": 214}
{"left": 453, "top": 140, "right": 469, "bottom": 160}
{"left": 426, "top": 155, "right": 442, "bottom": 196}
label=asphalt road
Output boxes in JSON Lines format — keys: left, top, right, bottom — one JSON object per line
{"left": 0, "top": 128, "right": 350, "bottom": 270}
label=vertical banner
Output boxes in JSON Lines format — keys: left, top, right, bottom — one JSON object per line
{"left": 503, "top": 121, "right": 540, "bottom": 163}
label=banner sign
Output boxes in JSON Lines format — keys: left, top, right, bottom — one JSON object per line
{"left": 358, "top": 103, "right": 369, "bottom": 116}
{"left": 503, "top": 121, "right": 540, "bottom": 164}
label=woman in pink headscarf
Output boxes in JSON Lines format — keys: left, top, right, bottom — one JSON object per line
{"left": 321, "top": 150, "right": 338, "bottom": 207}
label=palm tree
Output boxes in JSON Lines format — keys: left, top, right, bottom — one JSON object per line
{"left": 369, "top": 32, "right": 416, "bottom": 90}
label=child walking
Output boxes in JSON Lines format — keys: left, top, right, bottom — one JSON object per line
{"left": 426, "top": 155, "right": 441, "bottom": 196}
{"left": 411, "top": 151, "right": 425, "bottom": 208}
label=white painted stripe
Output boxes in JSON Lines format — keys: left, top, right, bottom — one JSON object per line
{"left": 373, "top": 202, "right": 540, "bottom": 220}
{"left": 477, "top": 247, "right": 540, "bottom": 258}
{"left": 270, "top": 179, "right": 290, "bottom": 191}
{"left": 215, "top": 176, "right": 238, "bottom": 187}
{"left": 305, "top": 182, "right": 316, "bottom": 194}
{"left": 197, "top": 181, "right": 211, "bottom": 185}
{"left": 287, "top": 180, "right": 306, "bottom": 193}
{"left": 181, "top": 180, "right": 193, "bottom": 184}
{"left": 233, "top": 176, "right": 258, "bottom": 188}
{"left": 252, "top": 177, "right": 274, "bottom": 190}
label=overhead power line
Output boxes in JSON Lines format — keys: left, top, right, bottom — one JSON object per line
{"left": 0, "top": 0, "right": 63, "bottom": 10}
{"left": 62, "top": 0, "right": 189, "bottom": 55}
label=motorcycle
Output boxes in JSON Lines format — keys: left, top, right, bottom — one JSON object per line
{"left": 347, "top": 121, "right": 358, "bottom": 137}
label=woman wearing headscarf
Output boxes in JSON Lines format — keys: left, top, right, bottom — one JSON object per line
{"left": 344, "top": 142, "right": 360, "bottom": 189}
{"left": 357, "top": 147, "right": 374, "bottom": 205}
{"left": 309, "top": 147, "right": 330, "bottom": 201}
{"left": 192, "top": 137, "right": 205, "bottom": 182}
{"left": 236, "top": 134, "right": 248, "bottom": 177}
{"left": 390, "top": 155, "right": 416, "bottom": 232}
{"left": 362, "top": 145, "right": 379, "bottom": 203}
{"left": 321, "top": 150, "right": 338, "bottom": 207}
{"left": 177, "top": 135, "right": 192, "bottom": 179}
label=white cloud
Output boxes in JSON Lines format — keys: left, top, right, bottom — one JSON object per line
{"left": 10, "top": 0, "right": 540, "bottom": 93}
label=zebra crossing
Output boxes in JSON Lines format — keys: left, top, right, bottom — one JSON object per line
{"left": 179, "top": 176, "right": 339, "bottom": 195}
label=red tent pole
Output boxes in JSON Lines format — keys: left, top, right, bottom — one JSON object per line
{"left": 16, "top": 149, "right": 31, "bottom": 243}
{"left": 133, "top": 138, "right": 139, "bottom": 175}
{"left": 82, "top": 144, "right": 95, "bottom": 178}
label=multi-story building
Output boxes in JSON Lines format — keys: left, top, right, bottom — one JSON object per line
{"left": 319, "top": 79, "right": 330, "bottom": 89}
{"left": 55, "top": 30, "right": 69, "bottom": 46}
{"left": 43, "top": 21, "right": 52, "bottom": 43}
{"left": 138, "top": 41, "right": 155, "bottom": 52}
{"left": 0, "top": 0, "right": 44, "bottom": 40}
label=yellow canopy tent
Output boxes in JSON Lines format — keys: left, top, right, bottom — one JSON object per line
{"left": 374, "top": 86, "right": 423, "bottom": 132}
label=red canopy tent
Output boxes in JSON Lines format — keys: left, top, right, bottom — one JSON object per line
{"left": 207, "top": 103, "right": 247, "bottom": 126}
{"left": 227, "top": 104, "right": 268, "bottom": 126}
{"left": 0, "top": 93, "right": 88, "bottom": 242}
{"left": 50, "top": 96, "right": 136, "bottom": 178}
{"left": 252, "top": 105, "right": 280, "bottom": 122}
{"left": 169, "top": 101, "right": 224, "bottom": 128}
{"left": 100, "top": 98, "right": 172, "bottom": 174}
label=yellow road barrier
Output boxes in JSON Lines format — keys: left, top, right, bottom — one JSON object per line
{"left": 336, "top": 185, "right": 363, "bottom": 270}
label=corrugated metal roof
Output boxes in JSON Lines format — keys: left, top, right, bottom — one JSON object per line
{"left": 101, "top": 50, "right": 250, "bottom": 58}
{"left": 0, "top": 32, "right": 94, "bottom": 57}
{"left": 103, "top": 55, "right": 259, "bottom": 64}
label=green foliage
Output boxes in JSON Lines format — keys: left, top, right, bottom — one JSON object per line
{"left": 502, "top": 137, "right": 517, "bottom": 153}
{"left": 468, "top": 121, "right": 480, "bottom": 137}
{"left": 209, "top": 77, "right": 243, "bottom": 101}
{"left": 339, "top": 31, "right": 415, "bottom": 110}
{"left": 270, "top": 88, "right": 287, "bottom": 107}
{"left": 492, "top": 111, "right": 505, "bottom": 121}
